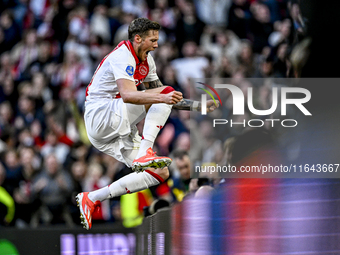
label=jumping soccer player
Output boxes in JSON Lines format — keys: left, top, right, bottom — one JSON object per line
{"left": 76, "top": 18, "right": 218, "bottom": 230}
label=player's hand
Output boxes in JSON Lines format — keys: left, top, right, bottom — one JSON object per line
{"left": 163, "top": 91, "right": 183, "bottom": 104}
{"left": 206, "top": 99, "right": 219, "bottom": 112}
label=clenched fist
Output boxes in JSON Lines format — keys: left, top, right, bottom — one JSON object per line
{"left": 206, "top": 99, "right": 219, "bottom": 112}
{"left": 163, "top": 91, "right": 183, "bottom": 104}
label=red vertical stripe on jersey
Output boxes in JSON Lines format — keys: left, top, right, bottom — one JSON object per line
{"left": 125, "top": 40, "right": 140, "bottom": 65}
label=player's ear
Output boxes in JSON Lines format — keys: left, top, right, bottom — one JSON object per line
{"left": 135, "top": 34, "right": 142, "bottom": 44}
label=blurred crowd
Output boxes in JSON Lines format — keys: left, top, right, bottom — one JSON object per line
{"left": 0, "top": 0, "right": 307, "bottom": 228}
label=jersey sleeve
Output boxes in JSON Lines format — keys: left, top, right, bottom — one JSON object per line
{"left": 144, "top": 54, "right": 159, "bottom": 82}
{"left": 109, "top": 53, "right": 136, "bottom": 82}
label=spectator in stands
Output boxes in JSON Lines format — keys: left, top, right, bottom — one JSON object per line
{"left": 249, "top": 3, "right": 273, "bottom": 53}
{"left": 0, "top": 129, "right": 16, "bottom": 153}
{"left": 253, "top": 55, "right": 274, "bottom": 78}
{"left": 147, "top": 0, "right": 176, "bottom": 33}
{"left": 153, "top": 42, "right": 178, "bottom": 83}
{"left": 195, "top": 0, "right": 232, "bottom": 27}
{"left": 17, "top": 128, "right": 35, "bottom": 148}
{"left": 0, "top": 101, "right": 14, "bottom": 135}
{"left": 12, "top": 0, "right": 31, "bottom": 31}
{"left": 261, "top": 0, "right": 282, "bottom": 23}
{"left": 237, "top": 40, "right": 256, "bottom": 76}
{"left": 0, "top": 27, "right": 7, "bottom": 56}
{"left": 288, "top": 1, "right": 306, "bottom": 44}
{"left": 199, "top": 120, "right": 224, "bottom": 164}
{"left": 221, "top": 136, "right": 236, "bottom": 166}
{"left": 29, "top": 0, "right": 52, "bottom": 27}
{"left": 36, "top": 7, "right": 56, "bottom": 41}
{"left": 30, "top": 72, "right": 53, "bottom": 108}
{"left": 272, "top": 42, "right": 290, "bottom": 77}
{"left": 52, "top": 48, "right": 91, "bottom": 103}
{"left": 40, "top": 130, "right": 70, "bottom": 165}
{"left": 113, "top": 12, "right": 136, "bottom": 46}
{"left": 227, "top": 0, "right": 251, "bottom": 39}
{"left": 100, "top": 153, "right": 125, "bottom": 181}
{"left": 68, "top": 5, "right": 90, "bottom": 44}
{"left": 14, "top": 95, "right": 45, "bottom": 130}
{"left": 12, "top": 146, "right": 41, "bottom": 226}
{"left": 64, "top": 141, "right": 90, "bottom": 171}
{"left": 268, "top": 19, "right": 292, "bottom": 47}
{"left": 168, "top": 150, "right": 192, "bottom": 202}
{"left": 201, "top": 26, "right": 242, "bottom": 67}
{"left": 173, "top": 132, "right": 190, "bottom": 151}
{"left": 31, "top": 153, "right": 74, "bottom": 225}
{"left": 171, "top": 41, "right": 209, "bottom": 87}
{"left": 0, "top": 56, "right": 18, "bottom": 109}
{"left": 51, "top": 0, "right": 77, "bottom": 48}
{"left": 175, "top": 0, "right": 205, "bottom": 53}
{"left": 11, "top": 29, "right": 40, "bottom": 79}
{"left": 23, "top": 41, "right": 56, "bottom": 80}
{"left": 0, "top": 51, "right": 14, "bottom": 84}
{"left": 2, "top": 149, "right": 23, "bottom": 196}
{"left": 0, "top": 10, "right": 21, "bottom": 54}
{"left": 215, "top": 55, "right": 235, "bottom": 77}
{"left": 0, "top": 51, "right": 14, "bottom": 80}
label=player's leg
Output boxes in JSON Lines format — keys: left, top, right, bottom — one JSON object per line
{"left": 106, "top": 166, "right": 169, "bottom": 197}
{"left": 76, "top": 147, "right": 169, "bottom": 230}
{"left": 78, "top": 101, "right": 170, "bottom": 229}
{"left": 84, "top": 126, "right": 170, "bottom": 201}
{"left": 87, "top": 148, "right": 169, "bottom": 201}
{"left": 78, "top": 100, "right": 143, "bottom": 230}
{"left": 132, "top": 86, "right": 175, "bottom": 171}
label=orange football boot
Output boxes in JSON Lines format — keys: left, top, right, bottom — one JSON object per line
{"left": 132, "top": 147, "right": 172, "bottom": 172}
{"left": 76, "top": 192, "right": 100, "bottom": 230}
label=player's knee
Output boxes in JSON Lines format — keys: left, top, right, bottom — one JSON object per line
{"left": 154, "top": 167, "right": 170, "bottom": 181}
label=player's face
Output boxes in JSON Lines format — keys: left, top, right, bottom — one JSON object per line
{"left": 137, "top": 30, "right": 159, "bottom": 61}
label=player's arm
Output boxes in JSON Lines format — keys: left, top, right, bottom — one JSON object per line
{"left": 144, "top": 79, "right": 198, "bottom": 110}
{"left": 144, "top": 79, "right": 219, "bottom": 112}
{"left": 144, "top": 79, "right": 163, "bottom": 89}
{"left": 117, "top": 78, "right": 182, "bottom": 105}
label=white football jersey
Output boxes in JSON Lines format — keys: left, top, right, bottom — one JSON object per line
{"left": 85, "top": 40, "right": 158, "bottom": 103}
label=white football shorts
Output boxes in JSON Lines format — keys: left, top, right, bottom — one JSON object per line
{"left": 84, "top": 99, "right": 146, "bottom": 167}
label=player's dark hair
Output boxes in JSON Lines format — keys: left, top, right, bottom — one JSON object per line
{"left": 128, "top": 18, "right": 161, "bottom": 42}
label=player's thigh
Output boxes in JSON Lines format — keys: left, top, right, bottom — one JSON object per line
{"left": 88, "top": 135, "right": 139, "bottom": 167}
{"left": 84, "top": 103, "right": 117, "bottom": 140}
{"left": 85, "top": 100, "right": 132, "bottom": 141}
{"left": 125, "top": 103, "right": 146, "bottom": 126}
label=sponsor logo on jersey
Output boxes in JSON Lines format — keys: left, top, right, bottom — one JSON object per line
{"left": 126, "top": 66, "right": 134, "bottom": 76}
{"left": 139, "top": 65, "right": 148, "bottom": 75}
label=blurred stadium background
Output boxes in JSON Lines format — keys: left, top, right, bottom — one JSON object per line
{"left": 1, "top": 0, "right": 340, "bottom": 254}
